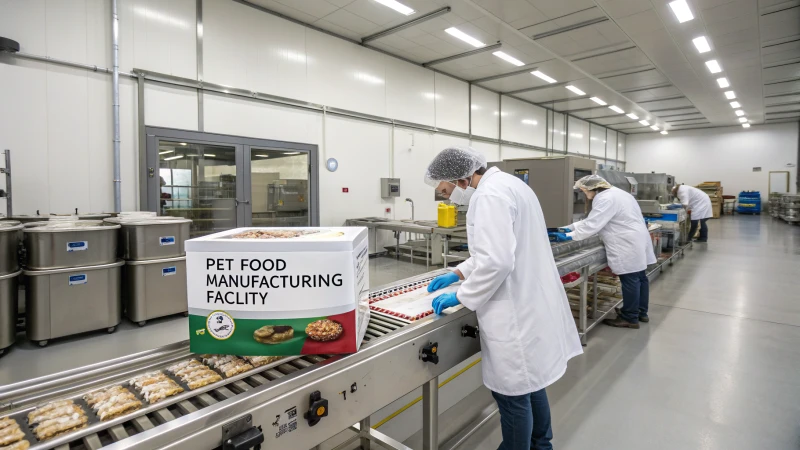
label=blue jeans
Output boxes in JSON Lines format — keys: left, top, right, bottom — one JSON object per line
{"left": 491, "top": 389, "right": 553, "bottom": 450}
{"left": 618, "top": 270, "right": 649, "bottom": 324}
{"left": 689, "top": 218, "right": 709, "bottom": 241}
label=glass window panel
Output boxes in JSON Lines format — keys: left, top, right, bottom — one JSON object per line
{"left": 250, "top": 148, "right": 310, "bottom": 227}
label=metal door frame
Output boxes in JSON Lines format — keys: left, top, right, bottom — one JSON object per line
{"left": 768, "top": 170, "right": 790, "bottom": 194}
{"left": 144, "top": 127, "right": 320, "bottom": 226}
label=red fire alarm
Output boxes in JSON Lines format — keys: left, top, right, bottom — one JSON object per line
{"left": 385, "top": 207, "right": 391, "bottom": 213}
{"left": 342, "top": 188, "right": 349, "bottom": 193}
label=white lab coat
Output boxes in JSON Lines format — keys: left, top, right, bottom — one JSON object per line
{"left": 566, "top": 187, "right": 657, "bottom": 275}
{"left": 676, "top": 185, "right": 713, "bottom": 220}
{"left": 454, "top": 167, "right": 583, "bottom": 396}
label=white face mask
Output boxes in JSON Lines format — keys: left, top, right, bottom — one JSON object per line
{"left": 450, "top": 184, "right": 476, "bottom": 206}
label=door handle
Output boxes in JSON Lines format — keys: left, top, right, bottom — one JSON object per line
{"left": 234, "top": 199, "right": 250, "bottom": 206}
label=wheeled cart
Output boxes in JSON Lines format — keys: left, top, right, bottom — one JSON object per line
{"left": 123, "top": 256, "right": 188, "bottom": 326}
{"left": 0, "top": 270, "right": 21, "bottom": 357}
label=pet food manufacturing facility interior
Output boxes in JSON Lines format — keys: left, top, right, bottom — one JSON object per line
{"left": 0, "top": 0, "right": 799, "bottom": 449}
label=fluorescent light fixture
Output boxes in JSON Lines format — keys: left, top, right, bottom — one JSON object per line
{"left": 739, "top": 117, "right": 748, "bottom": 123}
{"left": 255, "top": 154, "right": 270, "bottom": 158}
{"left": 716, "top": 77, "right": 730, "bottom": 88}
{"left": 669, "top": 0, "right": 694, "bottom": 23}
{"left": 285, "top": 152, "right": 301, "bottom": 155}
{"left": 590, "top": 97, "right": 607, "bottom": 105}
{"left": 179, "top": 143, "right": 187, "bottom": 146}
{"left": 735, "top": 110, "right": 744, "bottom": 116}
{"left": 742, "top": 123, "right": 750, "bottom": 128}
{"left": 445, "top": 27, "right": 485, "bottom": 48}
{"left": 650, "top": 125, "right": 659, "bottom": 130}
{"left": 661, "top": 130, "right": 668, "bottom": 135}
{"left": 692, "top": 36, "right": 711, "bottom": 53}
{"left": 204, "top": 153, "right": 215, "bottom": 157}
{"left": 565, "top": 85, "right": 585, "bottom": 95}
{"left": 730, "top": 101, "right": 740, "bottom": 108}
{"left": 724, "top": 91, "right": 736, "bottom": 99}
{"left": 532, "top": 70, "right": 557, "bottom": 83}
{"left": 609, "top": 105, "right": 624, "bottom": 114}
{"left": 626, "top": 113, "right": 639, "bottom": 120}
{"left": 163, "top": 155, "right": 183, "bottom": 161}
{"left": 159, "top": 150, "right": 174, "bottom": 155}
{"left": 521, "top": 119, "right": 538, "bottom": 125}
{"left": 493, "top": 51, "right": 525, "bottom": 66}
{"left": 639, "top": 120, "right": 650, "bottom": 126}
{"left": 373, "top": 0, "right": 414, "bottom": 15}
{"left": 705, "top": 60, "right": 722, "bottom": 74}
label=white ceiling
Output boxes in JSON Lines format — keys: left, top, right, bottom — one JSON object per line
{"left": 245, "top": 0, "right": 800, "bottom": 134}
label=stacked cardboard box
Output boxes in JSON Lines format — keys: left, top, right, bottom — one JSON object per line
{"left": 697, "top": 181, "right": 723, "bottom": 219}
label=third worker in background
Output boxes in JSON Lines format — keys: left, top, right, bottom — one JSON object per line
{"left": 551, "top": 175, "right": 656, "bottom": 329}
{"left": 672, "top": 184, "right": 713, "bottom": 243}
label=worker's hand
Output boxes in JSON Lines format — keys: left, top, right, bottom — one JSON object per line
{"left": 427, "top": 272, "right": 460, "bottom": 292}
{"left": 548, "top": 232, "right": 572, "bottom": 242}
{"left": 666, "top": 204, "right": 682, "bottom": 210}
{"left": 432, "top": 292, "right": 460, "bottom": 315}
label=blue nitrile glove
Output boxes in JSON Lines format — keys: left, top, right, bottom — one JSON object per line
{"left": 548, "top": 232, "right": 572, "bottom": 242}
{"left": 428, "top": 272, "right": 460, "bottom": 292}
{"left": 666, "top": 204, "right": 682, "bottom": 210}
{"left": 432, "top": 292, "right": 460, "bottom": 315}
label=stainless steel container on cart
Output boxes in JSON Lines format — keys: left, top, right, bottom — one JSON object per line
{"left": 0, "top": 270, "right": 21, "bottom": 356}
{"left": 23, "top": 220, "right": 120, "bottom": 270}
{"left": 10, "top": 214, "right": 49, "bottom": 224}
{"left": 24, "top": 260, "right": 123, "bottom": 346}
{"left": 0, "top": 220, "right": 23, "bottom": 275}
{"left": 123, "top": 256, "right": 188, "bottom": 326}
{"left": 105, "top": 216, "right": 192, "bottom": 260}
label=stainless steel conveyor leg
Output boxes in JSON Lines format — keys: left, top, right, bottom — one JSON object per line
{"left": 360, "top": 417, "right": 371, "bottom": 450}
{"left": 579, "top": 266, "right": 588, "bottom": 346}
{"left": 423, "top": 377, "right": 439, "bottom": 450}
{"left": 591, "top": 273, "right": 598, "bottom": 320}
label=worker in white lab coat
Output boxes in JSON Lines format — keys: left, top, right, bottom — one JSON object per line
{"left": 553, "top": 175, "right": 657, "bottom": 329}
{"left": 424, "top": 146, "right": 583, "bottom": 450}
{"left": 672, "top": 184, "right": 713, "bottom": 242}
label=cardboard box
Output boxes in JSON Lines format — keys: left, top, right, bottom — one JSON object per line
{"left": 185, "top": 227, "right": 369, "bottom": 356}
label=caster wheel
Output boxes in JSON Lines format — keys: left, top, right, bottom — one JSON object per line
{"left": 0, "top": 348, "right": 5, "bottom": 358}
{"left": 138, "top": 321, "right": 146, "bottom": 327}
{"left": 107, "top": 326, "right": 116, "bottom": 334}
{"left": 183, "top": 312, "right": 189, "bottom": 317}
{"left": 38, "top": 340, "right": 48, "bottom": 348}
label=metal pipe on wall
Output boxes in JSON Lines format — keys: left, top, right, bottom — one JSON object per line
{"left": 111, "top": 0, "right": 122, "bottom": 212}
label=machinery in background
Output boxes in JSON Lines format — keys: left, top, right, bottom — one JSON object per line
{"left": 490, "top": 156, "right": 596, "bottom": 227}
{"left": 596, "top": 169, "right": 676, "bottom": 203}
{"left": 251, "top": 178, "right": 309, "bottom": 227}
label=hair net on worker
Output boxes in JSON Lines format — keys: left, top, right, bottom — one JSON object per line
{"left": 574, "top": 174, "right": 612, "bottom": 190}
{"left": 424, "top": 146, "right": 487, "bottom": 187}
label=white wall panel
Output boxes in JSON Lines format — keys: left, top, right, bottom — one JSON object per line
{"left": 129, "top": 0, "right": 196, "bottom": 78}
{"left": 86, "top": 0, "right": 111, "bottom": 67}
{"left": 568, "top": 117, "right": 589, "bottom": 155}
{"left": 607, "top": 131, "right": 618, "bottom": 161}
{"left": 470, "top": 141, "right": 501, "bottom": 162}
{"left": 45, "top": 0, "right": 88, "bottom": 64}
{"left": 144, "top": 84, "right": 198, "bottom": 131}
{"left": 501, "top": 145, "right": 547, "bottom": 160}
{"left": 385, "top": 57, "right": 435, "bottom": 126}
{"left": 394, "top": 129, "right": 437, "bottom": 221}
{"left": 470, "top": 86, "right": 499, "bottom": 139}
{"left": 627, "top": 124, "right": 798, "bottom": 196}
{"left": 550, "top": 112, "right": 566, "bottom": 152}
{"left": 0, "top": 0, "right": 46, "bottom": 55}
{"left": 201, "top": 0, "right": 250, "bottom": 89}
{"left": 618, "top": 133, "right": 626, "bottom": 161}
{"left": 501, "top": 96, "right": 545, "bottom": 147}
{"left": 306, "top": 29, "right": 386, "bottom": 117}
{"left": 590, "top": 124, "right": 606, "bottom": 158}
{"left": 434, "top": 73, "right": 468, "bottom": 133}
{"left": 203, "top": 92, "right": 321, "bottom": 145}
{"left": 119, "top": 77, "right": 140, "bottom": 211}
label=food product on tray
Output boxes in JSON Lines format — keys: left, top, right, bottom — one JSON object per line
{"left": 369, "top": 284, "right": 458, "bottom": 321}
{"left": 231, "top": 229, "right": 320, "bottom": 239}
{"left": 83, "top": 386, "right": 142, "bottom": 421}
{"left": 0, "top": 417, "right": 26, "bottom": 448}
{"left": 26, "top": 400, "right": 74, "bottom": 424}
{"left": 168, "top": 359, "right": 223, "bottom": 390}
{"left": 245, "top": 356, "right": 282, "bottom": 367}
{"left": 202, "top": 355, "right": 254, "bottom": 378}
{"left": 305, "top": 319, "right": 343, "bottom": 342}
{"left": 253, "top": 326, "right": 295, "bottom": 344}
{"left": 33, "top": 412, "right": 88, "bottom": 441}
{"left": 1, "top": 439, "right": 31, "bottom": 450}
{"left": 128, "top": 372, "right": 184, "bottom": 404}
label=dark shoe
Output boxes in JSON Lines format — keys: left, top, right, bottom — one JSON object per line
{"left": 694, "top": 239, "right": 708, "bottom": 243}
{"left": 603, "top": 317, "right": 639, "bottom": 329}
{"left": 615, "top": 307, "right": 649, "bottom": 323}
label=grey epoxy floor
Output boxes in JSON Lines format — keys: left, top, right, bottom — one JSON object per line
{"left": 425, "top": 216, "right": 800, "bottom": 450}
{"left": 0, "top": 256, "right": 431, "bottom": 385}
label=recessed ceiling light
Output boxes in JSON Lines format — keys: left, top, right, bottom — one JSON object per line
{"left": 730, "top": 101, "right": 741, "bottom": 108}
{"left": 179, "top": 143, "right": 188, "bottom": 146}
{"left": 493, "top": 51, "right": 525, "bottom": 66}
{"left": 735, "top": 110, "right": 744, "bottom": 116}
{"left": 159, "top": 150, "right": 174, "bottom": 155}
{"left": 705, "top": 60, "right": 722, "bottom": 74}
{"left": 739, "top": 117, "right": 748, "bottom": 123}
{"left": 650, "top": 125, "right": 659, "bottom": 130}
{"left": 660, "top": 130, "right": 668, "bottom": 135}
{"left": 742, "top": 123, "right": 750, "bottom": 128}
{"left": 639, "top": 120, "right": 650, "bottom": 126}
{"left": 609, "top": 105, "right": 625, "bottom": 114}
{"left": 590, "top": 97, "right": 607, "bottom": 105}
{"left": 445, "top": 27, "right": 485, "bottom": 48}
{"left": 532, "top": 70, "right": 557, "bottom": 83}
{"left": 204, "top": 153, "right": 215, "bottom": 157}
{"left": 373, "top": 0, "right": 415, "bottom": 15}
{"left": 565, "top": 85, "right": 586, "bottom": 95}
{"left": 521, "top": 119, "right": 538, "bottom": 125}
{"left": 668, "top": 0, "right": 694, "bottom": 23}
{"left": 255, "top": 154, "right": 270, "bottom": 158}
{"left": 163, "top": 155, "right": 184, "bottom": 161}
{"left": 626, "top": 113, "right": 639, "bottom": 120}
{"left": 692, "top": 36, "right": 711, "bottom": 53}
{"left": 717, "top": 77, "right": 730, "bottom": 88}
{"left": 724, "top": 91, "right": 736, "bottom": 99}
{"left": 284, "top": 152, "right": 301, "bottom": 155}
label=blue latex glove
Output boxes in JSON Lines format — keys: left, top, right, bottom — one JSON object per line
{"left": 432, "top": 292, "right": 460, "bottom": 315}
{"left": 666, "top": 204, "right": 682, "bottom": 210}
{"left": 428, "top": 272, "right": 460, "bottom": 292}
{"left": 548, "top": 232, "right": 572, "bottom": 242}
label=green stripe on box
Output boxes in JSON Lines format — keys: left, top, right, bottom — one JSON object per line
{"left": 189, "top": 314, "right": 325, "bottom": 356}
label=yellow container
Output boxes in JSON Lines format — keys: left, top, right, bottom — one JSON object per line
{"left": 437, "top": 203, "right": 457, "bottom": 228}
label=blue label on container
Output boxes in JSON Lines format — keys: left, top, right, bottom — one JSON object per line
{"left": 67, "top": 241, "right": 88, "bottom": 252}
{"left": 159, "top": 236, "right": 176, "bottom": 246}
{"left": 162, "top": 266, "right": 177, "bottom": 276}
{"left": 69, "top": 274, "right": 87, "bottom": 286}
